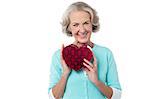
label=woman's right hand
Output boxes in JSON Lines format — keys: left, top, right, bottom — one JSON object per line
{"left": 60, "top": 44, "right": 71, "bottom": 77}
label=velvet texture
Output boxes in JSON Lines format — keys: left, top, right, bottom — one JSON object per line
{"left": 62, "top": 44, "right": 93, "bottom": 71}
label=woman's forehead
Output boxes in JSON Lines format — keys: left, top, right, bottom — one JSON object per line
{"left": 69, "top": 11, "right": 91, "bottom": 22}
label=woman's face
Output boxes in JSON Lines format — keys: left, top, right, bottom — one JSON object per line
{"left": 69, "top": 11, "right": 92, "bottom": 44}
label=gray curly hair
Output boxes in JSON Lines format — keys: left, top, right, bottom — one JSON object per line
{"left": 61, "top": 2, "right": 100, "bottom": 36}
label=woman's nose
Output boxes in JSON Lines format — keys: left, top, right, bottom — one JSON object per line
{"left": 79, "top": 25, "right": 86, "bottom": 33}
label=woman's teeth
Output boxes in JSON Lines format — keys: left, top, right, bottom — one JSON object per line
{"left": 79, "top": 32, "right": 88, "bottom": 36}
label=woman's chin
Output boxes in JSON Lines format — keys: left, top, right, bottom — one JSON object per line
{"left": 77, "top": 40, "right": 89, "bottom": 44}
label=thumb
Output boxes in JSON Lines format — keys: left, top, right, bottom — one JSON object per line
{"left": 61, "top": 44, "right": 64, "bottom": 60}
{"left": 92, "top": 52, "right": 97, "bottom": 67}
{"left": 61, "top": 44, "right": 64, "bottom": 52}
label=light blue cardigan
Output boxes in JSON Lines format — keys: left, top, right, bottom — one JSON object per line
{"left": 48, "top": 44, "right": 121, "bottom": 99}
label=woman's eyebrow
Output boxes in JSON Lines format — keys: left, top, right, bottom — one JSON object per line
{"left": 72, "top": 20, "right": 90, "bottom": 24}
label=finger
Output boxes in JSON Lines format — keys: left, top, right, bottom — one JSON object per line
{"left": 83, "top": 67, "right": 89, "bottom": 73}
{"left": 84, "top": 58, "right": 93, "bottom": 67}
{"left": 60, "top": 44, "right": 65, "bottom": 62}
{"left": 83, "top": 62, "right": 93, "bottom": 71}
{"left": 92, "top": 52, "right": 97, "bottom": 67}
{"left": 61, "top": 44, "right": 64, "bottom": 54}
{"left": 60, "top": 45, "right": 62, "bottom": 56}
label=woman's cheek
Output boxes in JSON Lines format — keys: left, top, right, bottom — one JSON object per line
{"left": 73, "top": 30, "right": 79, "bottom": 36}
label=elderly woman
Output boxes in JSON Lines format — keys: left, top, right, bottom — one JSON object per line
{"left": 48, "top": 2, "right": 121, "bottom": 99}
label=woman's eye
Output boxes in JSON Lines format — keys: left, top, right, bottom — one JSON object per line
{"left": 84, "top": 22, "right": 89, "bottom": 24}
{"left": 73, "top": 24, "right": 78, "bottom": 27}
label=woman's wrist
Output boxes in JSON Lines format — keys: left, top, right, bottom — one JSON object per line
{"left": 62, "top": 72, "right": 70, "bottom": 78}
{"left": 92, "top": 79, "right": 99, "bottom": 85}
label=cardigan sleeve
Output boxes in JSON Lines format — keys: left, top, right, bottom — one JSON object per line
{"left": 48, "top": 50, "right": 62, "bottom": 94}
{"left": 106, "top": 49, "right": 122, "bottom": 98}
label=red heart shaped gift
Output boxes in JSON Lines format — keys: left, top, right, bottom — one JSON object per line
{"left": 62, "top": 44, "right": 93, "bottom": 71}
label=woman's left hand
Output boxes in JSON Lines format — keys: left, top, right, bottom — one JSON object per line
{"left": 83, "top": 53, "right": 99, "bottom": 83}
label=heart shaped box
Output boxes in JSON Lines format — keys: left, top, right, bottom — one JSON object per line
{"left": 62, "top": 44, "right": 93, "bottom": 71}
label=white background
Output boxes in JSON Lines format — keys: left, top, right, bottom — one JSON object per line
{"left": 0, "top": 0, "right": 150, "bottom": 99}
